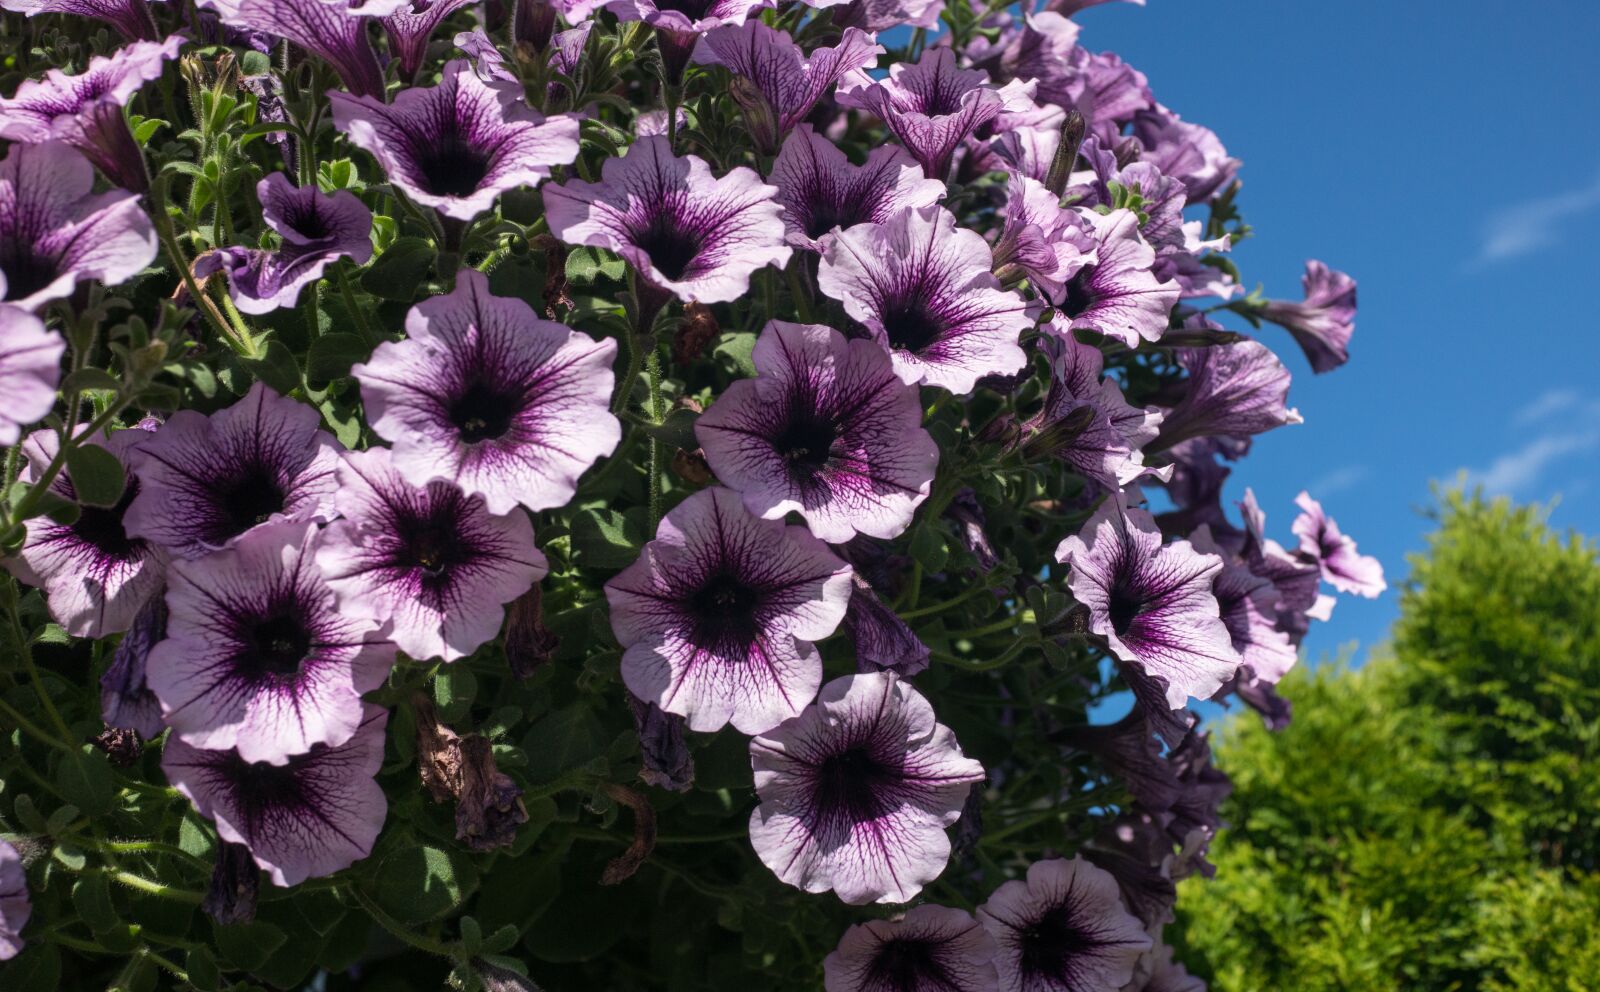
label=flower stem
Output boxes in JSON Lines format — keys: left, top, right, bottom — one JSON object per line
{"left": 336, "top": 263, "right": 379, "bottom": 347}
{"left": 646, "top": 346, "right": 664, "bottom": 533}
{"left": 351, "top": 887, "right": 458, "bottom": 958}
{"left": 0, "top": 694, "right": 72, "bottom": 753}
{"left": 149, "top": 174, "right": 252, "bottom": 356}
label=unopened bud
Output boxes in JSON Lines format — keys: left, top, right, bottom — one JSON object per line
{"left": 1044, "top": 109, "right": 1087, "bottom": 198}
{"left": 728, "top": 75, "right": 779, "bottom": 155}
{"left": 202, "top": 842, "right": 259, "bottom": 925}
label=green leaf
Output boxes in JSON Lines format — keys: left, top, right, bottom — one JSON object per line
{"left": 55, "top": 748, "right": 115, "bottom": 817}
{"left": 60, "top": 367, "right": 121, "bottom": 394}
{"left": 522, "top": 703, "right": 608, "bottom": 784}
{"left": 713, "top": 332, "right": 757, "bottom": 377}
{"left": 565, "top": 246, "right": 626, "bottom": 285}
{"left": 305, "top": 332, "right": 369, "bottom": 386}
{"left": 239, "top": 338, "right": 301, "bottom": 395}
{"left": 185, "top": 947, "right": 221, "bottom": 992}
{"left": 64, "top": 443, "right": 127, "bottom": 509}
{"left": 570, "top": 507, "right": 646, "bottom": 569}
{"left": 72, "top": 873, "right": 119, "bottom": 934}
{"left": 0, "top": 943, "right": 61, "bottom": 992}
{"left": 362, "top": 237, "right": 437, "bottom": 301}
{"left": 369, "top": 844, "right": 480, "bottom": 924}
{"left": 909, "top": 524, "right": 950, "bottom": 574}
{"left": 434, "top": 666, "right": 477, "bottom": 721}
{"left": 212, "top": 921, "right": 287, "bottom": 972}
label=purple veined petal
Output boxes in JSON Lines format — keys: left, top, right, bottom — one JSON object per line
{"left": 991, "top": 172, "right": 1096, "bottom": 304}
{"left": 843, "top": 573, "right": 930, "bottom": 677}
{"left": 1131, "top": 103, "right": 1240, "bottom": 204}
{"left": 749, "top": 671, "right": 986, "bottom": 904}
{"left": 824, "top": 903, "right": 1000, "bottom": 992}
{"left": 315, "top": 447, "right": 549, "bottom": 662}
{"left": 201, "top": 0, "right": 392, "bottom": 100}
{"left": 1257, "top": 260, "right": 1356, "bottom": 373}
{"left": 101, "top": 587, "right": 168, "bottom": 738}
{"left": 0, "top": 0, "right": 165, "bottom": 41}
{"left": 543, "top": 135, "right": 791, "bottom": 303}
{"left": 1056, "top": 710, "right": 1182, "bottom": 816}
{"left": 977, "top": 856, "right": 1152, "bottom": 992}
{"left": 0, "top": 305, "right": 64, "bottom": 445}
{"left": 691, "top": 22, "right": 881, "bottom": 137}
{"left": 965, "top": 11, "right": 1081, "bottom": 113}
{"left": 0, "top": 838, "right": 30, "bottom": 961}
{"left": 817, "top": 205, "right": 1034, "bottom": 394}
{"left": 1047, "top": 0, "right": 1144, "bottom": 14}
{"left": 0, "top": 141, "right": 158, "bottom": 312}
{"left": 381, "top": 0, "right": 477, "bottom": 79}
{"left": 1018, "top": 335, "right": 1166, "bottom": 489}
{"left": 124, "top": 382, "right": 343, "bottom": 559}
{"left": 329, "top": 60, "right": 580, "bottom": 222}
{"left": 1055, "top": 498, "right": 1241, "bottom": 708}
{"left": 5, "top": 425, "right": 167, "bottom": 638}
{"left": 1291, "top": 490, "right": 1385, "bottom": 598}
{"left": 145, "top": 520, "right": 397, "bottom": 764}
{"left": 604, "top": 0, "right": 769, "bottom": 36}
{"left": 163, "top": 702, "right": 389, "bottom": 887}
{"left": 769, "top": 125, "right": 944, "bottom": 253}
{"left": 1158, "top": 730, "right": 1230, "bottom": 875}
{"left": 1152, "top": 339, "right": 1303, "bottom": 453}
{"left": 0, "top": 35, "right": 182, "bottom": 192}
{"left": 1190, "top": 523, "right": 1297, "bottom": 684}
{"left": 696, "top": 320, "right": 938, "bottom": 543}
{"left": 1054, "top": 208, "right": 1179, "bottom": 349}
{"left": 605, "top": 486, "right": 853, "bottom": 735}
{"left": 453, "top": 29, "right": 518, "bottom": 83}
{"left": 353, "top": 268, "right": 619, "bottom": 515}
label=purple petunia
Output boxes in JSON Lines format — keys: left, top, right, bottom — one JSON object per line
{"left": 197, "top": 173, "right": 373, "bottom": 313}
{"left": 768, "top": 125, "right": 945, "bottom": 253}
{"left": 315, "top": 447, "right": 549, "bottom": 663}
{"left": 605, "top": 486, "right": 852, "bottom": 735}
{"left": 101, "top": 590, "right": 167, "bottom": 738}
{"left": 1019, "top": 335, "right": 1164, "bottom": 490}
{"left": 1257, "top": 260, "right": 1357, "bottom": 373}
{"left": 1152, "top": 340, "right": 1302, "bottom": 453}
{"left": 0, "top": 838, "right": 28, "bottom": 960}
{"left": 145, "top": 520, "right": 396, "bottom": 764}
{"left": 124, "top": 383, "right": 342, "bottom": 560}
{"left": 201, "top": 0, "right": 389, "bottom": 100}
{"left": 1055, "top": 207, "right": 1179, "bottom": 348}
{"left": 696, "top": 320, "right": 938, "bottom": 543}
{"left": 843, "top": 573, "right": 930, "bottom": 677}
{"left": 824, "top": 904, "right": 1000, "bottom": 992}
{"left": 1189, "top": 524, "right": 1296, "bottom": 695}
{"left": 382, "top": 0, "right": 478, "bottom": 80}
{"left": 0, "top": 141, "right": 158, "bottom": 312}
{"left": 991, "top": 173, "right": 1095, "bottom": 304}
{"left": 0, "top": 306, "right": 63, "bottom": 444}
{"left": 329, "top": 60, "right": 579, "bottom": 223}
{"left": 817, "top": 205, "right": 1033, "bottom": 394}
{"left": 0, "top": 0, "right": 163, "bottom": 40}
{"left": 1291, "top": 491, "right": 1385, "bottom": 598}
{"left": 353, "top": 268, "right": 619, "bottom": 515}
{"left": 977, "top": 856, "right": 1152, "bottom": 992}
{"left": 5, "top": 426, "right": 166, "bottom": 638}
{"left": 1055, "top": 498, "right": 1241, "bottom": 709}
{"left": 164, "top": 702, "right": 389, "bottom": 887}
{"left": 606, "top": 0, "right": 769, "bottom": 83}
{"left": 749, "top": 672, "right": 986, "bottom": 904}
{"left": 0, "top": 36, "right": 182, "bottom": 192}
{"left": 1131, "top": 104, "right": 1239, "bottom": 205}
{"left": 544, "top": 135, "right": 791, "bottom": 303}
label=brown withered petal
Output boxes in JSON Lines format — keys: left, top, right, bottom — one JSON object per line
{"left": 93, "top": 726, "right": 143, "bottom": 768}
{"left": 413, "top": 694, "right": 463, "bottom": 804}
{"left": 474, "top": 957, "right": 545, "bottom": 992}
{"left": 672, "top": 302, "right": 720, "bottom": 365}
{"left": 598, "top": 783, "right": 657, "bottom": 885}
{"left": 670, "top": 447, "right": 713, "bottom": 487}
{"left": 455, "top": 735, "right": 529, "bottom": 852}
{"left": 504, "top": 585, "right": 560, "bottom": 680}
{"left": 627, "top": 693, "right": 694, "bottom": 792}
{"left": 203, "top": 841, "right": 259, "bottom": 926}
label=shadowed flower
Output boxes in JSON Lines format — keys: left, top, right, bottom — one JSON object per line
{"left": 145, "top": 521, "right": 396, "bottom": 763}
{"left": 353, "top": 268, "right": 619, "bottom": 514}
{"left": 0, "top": 306, "right": 63, "bottom": 444}
{"left": 196, "top": 173, "right": 373, "bottom": 313}
{"left": 606, "top": 0, "right": 769, "bottom": 82}
{"left": 991, "top": 173, "right": 1095, "bottom": 303}
{"left": 0, "top": 36, "right": 182, "bottom": 192}
{"left": 203, "top": 841, "right": 259, "bottom": 926}
{"left": 0, "top": 839, "right": 28, "bottom": 960}
{"left": 1189, "top": 524, "right": 1296, "bottom": 689}
{"left": 1160, "top": 731, "right": 1229, "bottom": 876}
{"left": 101, "top": 591, "right": 167, "bottom": 738}
{"left": 1135, "top": 945, "right": 1206, "bottom": 992}
{"left": 818, "top": 205, "right": 1033, "bottom": 394}
{"left": 202, "top": 0, "right": 389, "bottom": 100}
{"left": 1257, "top": 260, "right": 1356, "bottom": 373}
{"left": 329, "top": 60, "right": 579, "bottom": 222}
{"left": 0, "top": 141, "right": 158, "bottom": 311}
{"left": 1057, "top": 710, "right": 1181, "bottom": 815}
{"left": 768, "top": 125, "right": 944, "bottom": 253}
{"left": 315, "top": 447, "right": 549, "bottom": 663}
{"left": 382, "top": 0, "right": 477, "bottom": 79}
{"left": 124, "top": 383, "right": 342, "bottom": 559}
{"left": 824, "top": 0, "right": 941, "bottom": 32}
{"left": 164, "top": 703, "right": 389, "bottom": 887}
{"left": 1152, "top": 340, "right": 1302, "bottom": 453}
{"left": 977, "top": 857, "right": 1152, "bottom": 992}
{"left": 843, "top": 574, "right": 930, "bottom": 676}
{"left": 544, "top": 135, "right": 790, "bottom": 303}
{"left": 605, "top": 486, "right": 852, "bottom": 734}
{"left": 696, "top": 320, "right": 938, "bottom": 543}
{"left": 628, "top": 694, "right": 695, "bottom": 792}
{"left": 1055, "top": 499, "right": 1240, "bottom": 709}
{"left": 453, "top": 28, "right": 517, "bottom": 83}
{"left": 824, "top": 904, "right": 1000, "bottom": 992}
{"left": 749, "top": 672, "right": 985, "bottom": 904}
{"left": 1056, "top": 207, "right": 1179, "bottom": 348}
{"left": 0, "top": 0, "right": 162, "bottom": 40}
{"left": 1291, "top": 491, "right": 1384, "bottom": 598}
{"left": 1019, "top": 335, "right": 1164, "bottom": 490}
{"left": 6, "top": 425, "right": 165, "bottom": 638}
{"left": 838, "top": 47, "right": 1035, "bottom": 179}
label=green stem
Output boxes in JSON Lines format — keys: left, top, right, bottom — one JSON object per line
{"left": 646, "top": 346, "right": 664, "bottom": 533}
{"left": 336, "top": 264, "right": 379, "bottom": 346}
{"left": 0, "top": 694, "right": 72, "bottom": 753}
{"left": 351, "top": 887, "right": 457, "bottom": 958}
{"left": 611, "top": 329, "right": 642, "bottom": 418}
{"left": 898, "top": 581, "right": 997, "bottom": 620}
{"left": 12, "top": 605, "right": 72, "bottom": 742}
{"left": 933, "top": 639, "right": 1029, "bottom": 672}
{"left": 150, "top": 175, "right": 251, "bottom": 355}
{"left": 945, "top": 611, "right": 1033, "bottom": 641}
{"left": 100, "top": 869, "right": 204, "bottom": 904}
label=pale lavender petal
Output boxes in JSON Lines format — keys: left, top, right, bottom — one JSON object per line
{"left": 1057, "top": 208, "right": 1179, "bottom": 348}
{"left": 769, "top": 125, "right": 944, "bottom": 253}
{"left": 824, "top": 903, "right": 1000, "bottom": 992}
{"left": 0, "top": 839, "right": 29, "bottom": 960}
{"left": 1, "top": 0, "right": 163, "bottom": 40}
{"left": 0, "top": 305, "right": 63, "bottom": 445}
{"left": 977, "top": 857, "right": 1151, "bottom": 992}
{"left": 1291, "top": 491, "right": 1385, "bottom": 598}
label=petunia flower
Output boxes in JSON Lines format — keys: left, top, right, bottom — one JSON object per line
{"left": 1291, "top": 491, "right": 1385, "bottom": 598}
{"left": 1131, "top": 104, "right": 1239, "bottom": 204}
{"left": 163, "top": 703, "right": 389, "bottom": 886}
{"left": 381, "top": 0, "right": 477, "bottom": 80}
{"left": 817, "top": 205, "right": 1033, "bottom": 394}
{"left": 0, "top": 306, "right": 64, "bottom": 444}
{"left": 990, "top": 172, "right": 1096, "bottom": 304}
{"left": 453, "top": 29, "right": 517, "bottom": 83}
{"left": 691, "top": 23, "right": 880, "bottom": 151}
{"left": 1151, "top": 340, "right": 1302, "bottom": 453}
{"left": 826, "top": 0, "right": 941, "bottom": 32}
{"left": 1018, "top": 334, "right": 1164, "bottom": 490}
{"left": 823, "top": 904, "right": 1000, "bottom": 992}
{"left": 201, "top": 0, "right": 390, "bottom": 100}
{"left": 843, "top": 574, "right": 930, "bottom": 676}
{"left": 196, "top": 172, "right": 373, "bottom": 314}
{"left": 605, "top": 0, "right": 769, "bottom": 83}
{"left": 0, "top": 839, "right": 28, "bottom": 961}
{"left": 0, "top": 141, "right": 158, "bottom": 312}
{"left": 838, "top": 47, "right": 1034, "bottom": 180}
{"left": 1159, "top": 730, "right": 1230, "bottom": 875}
{"left": 0, "top": 36, "right": 182, "bottom": 192}
{"left": 5, "top": 425, "right": 166, "bottom": 638}
{"left": 100, "top": 591, "right": 167, "bottom": 738}
{"left": 1257, "top": 260, "right": 1357, "bottom": 373}
{"left": 1055, "top": 207, "right": 1179, "bottom": 348}
{"left": 696, "top": 320, "right": 938, "bottom": 543}
{"left": 1190, "top": 523, "right": 1296, "bottom": 689}
{"left": 768, "top": 125, "right": 944, "bottom": 253}
{"left": 605, "top": 486, "right": 853, "bottom": 735}
{"left": 977, "top": 857, "right": 1152, "bottom": 992}
{"left": 146, "top": 520, "right": 396, "bottom": 764}
{"left": 1055, "top": 498, "right": 1241, "bottom": 709}
{"left": 353, "top": 268, "right": 619, "bottom": 515}
{"left": 1056, "top": 710, "right": 1182, "bottom": 816}
{"left": 329, "top": 60, "right": 579, "bottom": 223}
{"left": 314, "top": 447, "right": 550, "bottom": 663}
{"left": 749, "top": 672, "right": 986, "bottom": 904}
{"left": 0, "top": 0, "right": 163, "bottom": 40}
{"left": 124, "top": 382, "right": 342, "bottom": 560}
{"left": 1136, "top": 945, "right": 1207, "bottom": 992}
{"left": 543, "top": 135, "right": 790, "bottom": 303}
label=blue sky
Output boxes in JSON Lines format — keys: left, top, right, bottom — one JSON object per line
{"left": 1078, "top": 0, "right": 1600, "bottom": 662}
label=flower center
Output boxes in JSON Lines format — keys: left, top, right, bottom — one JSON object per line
{"left": 689, "top": 572, "right": 761, "bottom": 652}
{"left": 404, "top": 518, "right": 463, "bottom": 577}
{"left": 1107, "top": 583, "right": 1147, "bottom": 638}
{"left": 802, "top": 198, "right": 866, "bottom": 241}
{"left": 412, "top": 134, "right": 493, "bottom": 199}
{"left": 634, "top": 217, "right": 702, "bottom": 282}
{"left": 0, "top": 247, "right": 61, "bottom": 303}
{"left": 654, "top": 0, "right": 715, "bottom": 18}
{"left": 867, "top": 939, "right": 956, "bottom": 992}
{"left": 218, "top": 465, "right": 287, "bottom": 540}
{"left": 879, "top": 296, "right": 942, "bottom": 355}
{"left": 815, "top": 744, "right": 892, "bottom": 822}
{"left": 1018, "top": 903, "right": 1097, "bottom": 985}
{"left": 245, "top": 612, "right": 312, "bottom": 678}
{"left": 71, "top": 478, "right": 142, "bottom": 560}
{"left": 1061, "top": 266, "right": 1099, "bottom": 318}
{"left": 773, "top": 414, "right": 837, "bottom": 478}
{"left": 227, "top": 754, "right": 311, "bottom": 831}
{"left": 448, "top": 379, "right": 519, "bottom": 444}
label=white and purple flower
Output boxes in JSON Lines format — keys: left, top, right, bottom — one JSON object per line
{"left": 824, "top": 904, "right": 1000, "bottom": 992}
{"left": 1019, "top": 335, "right": 1164, "bottom": 490}
{"left": 1257, "top": 260, "right": 1357, "bottom": 373}
{"left": 202, "top": 0, "right": 389, "bottom": 100}
{"left": 1291, "top": 491, "right": 1385, "bottom": 598}
{"left": 0, "top": 0, "right": 163, "bottom": 40}
{"left": 1056, "top": 208, "right": 1179, "bottom": 348}
{"left": 768, "top": 125, "right": 945, "bottom": 253}
{"left": 0, "top": 305, "right": 64, "bottom": 444}
{"left": 381, "top": 0, "right": 478, "bottom": 80}
{"left": 1152, "top": 340, "right": 1302, "bottom": 453}
{"left": 0, "top": 838, "right": 28, "bottom": 961}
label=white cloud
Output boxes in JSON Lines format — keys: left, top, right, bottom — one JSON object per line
{"left": 1512, "top": 388, "right": 1585, "bottom": 426}
{"left": 1307, "top": 464, "right": 1369, "bottom": 497}
{"left": 1465, "top": 392, "right": 1600, "bottom": 496}
{"left": 1471, "top": 172, "right": 1600, "bottom": 266}
{"left": 1470, "top": 431, "right": 1600, "bottom": 495}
